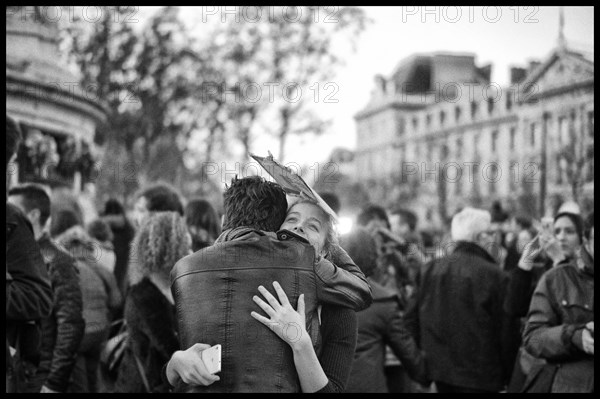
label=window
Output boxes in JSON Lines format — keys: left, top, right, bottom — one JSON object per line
{"left": 530, "top": 123, "right": 536, "bottom": 147}
{"left": 471, "top": 101, "right": 478, "bottom": 119}
{"left": 558, "top": 116, "right": 568, "bottom": 145}
{"left": 397, "top": 117, "right": 406, "bottom": 136}
{"left": 506, "top": 92, "right": 513, "bottom": 111}
{"left": 455, "top": 106, "right": 461, "bottom": 123}
{"left": 456, "top": 137, "right": 463, "bottom": 152}
{"left": 440, "top": 111, "right": 446, "bottom": 126}
{"left": 491, "top": 130, "right": 499, "bottom": 152}
{"left": 488, "top": 163, "right": 498, "bottom": 194}
{"left": 487, "top": 97, "right": 494, "bottom": 115}
{"left": 509, "top": 127, "right": 516, "bottom": 150}
{"left": 426, "top": 114, "right": 432, "bottom": 127}
{"left": 412, "top": 117, "right": 419, "bottom": 131}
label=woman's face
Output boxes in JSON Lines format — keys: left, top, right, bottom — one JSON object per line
{"left": 281, "top": 202, "right": 328, "bottom": 256}
{"left": 554, "top": 216, "right": 581, "bottom": 258}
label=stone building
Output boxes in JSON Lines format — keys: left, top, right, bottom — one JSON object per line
{"left": 6, "top": 9, "right": 107, "bottom": 220}
{"left": 354, "top": 43, "right": 593, "bottom": 228}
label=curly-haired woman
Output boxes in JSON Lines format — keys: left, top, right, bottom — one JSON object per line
{"left": 114, "top": 212, "right": 191, "bottom": 392}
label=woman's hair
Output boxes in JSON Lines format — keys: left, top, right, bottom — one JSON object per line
{"left": 288, "top": 198, "right": 339, "bottom": 257}
{"left": 554, "top": 212, "right": 584, "bottom": 243}
{"left": 129, "top": 211, "right": 191, "bottom": 283}
{"left": 50, "top": 208, "right": 82, "bottom": 237}
{"left": 185, "top": 198, "right": 221, "bottom": 239}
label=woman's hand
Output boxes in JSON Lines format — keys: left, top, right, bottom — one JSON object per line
{"left": 166, "top": 344, "right": 220, "bottom": 387}
{"left": 518, "top": 236, "right": 544, "bottom": 271}
{"left": 251, "top": 281, "right": 309, "bottom": 350}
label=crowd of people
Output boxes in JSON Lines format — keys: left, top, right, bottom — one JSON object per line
{"left": 6, "top": 113, "right": 594, "bottom": 393}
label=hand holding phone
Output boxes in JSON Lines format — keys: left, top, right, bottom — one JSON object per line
{"left": 201, "top": 344, "right": 222, "bottom": 375}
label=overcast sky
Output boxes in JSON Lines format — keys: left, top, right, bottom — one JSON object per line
{"left": 139, "top": 6, "right": 594, "bottom": 168}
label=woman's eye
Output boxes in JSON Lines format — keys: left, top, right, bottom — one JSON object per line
{"left": 309, "top": 224, "right": 319, "bottom": 232}
{"left": 285, "top": 217, "right": 297, "bottom": 223}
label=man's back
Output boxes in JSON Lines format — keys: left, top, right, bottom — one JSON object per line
{"left": 171, "top": 231, "right": 320, "bottom": 393}
{"left": 408, "top": 241, "right": 508, "bottom": 391}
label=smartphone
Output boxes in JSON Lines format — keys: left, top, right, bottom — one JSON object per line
{"left": 201, "top": 344, "right": 222, "bottom": 375}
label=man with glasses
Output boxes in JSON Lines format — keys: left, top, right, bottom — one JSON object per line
{"left": 404, "top": 207, "right": 512, "bottom": 393}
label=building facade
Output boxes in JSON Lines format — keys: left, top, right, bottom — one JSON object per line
{"left": 354, "top": 47, "right": 594, "bottom": 227}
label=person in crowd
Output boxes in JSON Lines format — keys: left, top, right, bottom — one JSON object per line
{"left": 405, "top": 207, "right": 512, "bottom": 393}
{"left": 520, "top": 212, "right": 593, "bottom": 393}
{"left": 502, "top": 215, "right": 531, "bottom": 273}
{"left": 356, "top": 203, "right": 413, "bottom": 392}
{"left": 7, "top": 183, "right": 85, "bottom": 393}
{"left": 86, "top": 219, "right": 117, "bottom": 274}
{"left": 6, "top": 114, "right": 53, "bottom": 393}
{"left": 165, "top": 176, "right": 369, "bottom": 392}
{"left": 184, "top": 198, "right": 221, "bottom": 252}
{"left": 131, "top": 182, "right": 184, "bottom": 228}
{"left": 505, "top": 211, "right": 588, "bottom": 392}
{"left": 114, "top": 212, "right": 191, "bottom": 392}
{"left": 340, "top": 227, "right": 429, "bottom": 393}
{"left": 51, "top": 209, "right": 122, "bottom": 393}
{"left": 318, "top": 191, "right": 341, "bottom": 215}
{"left": 100, "top": 198, "right": 135, "bottom": 300}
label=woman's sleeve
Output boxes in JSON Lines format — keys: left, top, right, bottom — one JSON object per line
{"left": 315, "top": 306, "right": 358, "bottom": 393}
{"left": 522, "top": 271, "right": 585, "bottom": 361}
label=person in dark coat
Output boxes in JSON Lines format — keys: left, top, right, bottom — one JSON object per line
{"left": 6, "top": 114, "right": 53, "bottom": 393}
{"left": 114, "top": 212, "right": 191, "bottom": 393}
{"left": 341, "top": 227, "right": 429, "bottom": 393}
{"left": 8, "top": 184, "right": 85, "bottom": 393}
{"left": 405, "top": 207, "right": 512, "bottom": 393}
{"left": 520, "top": 212, "right": 593, "bottom": 393}
{"left": 101, "top": 199, "right": 135, "bottom": 301}
{"left": 505, "top": 212, "right": 586, "bottom": 392}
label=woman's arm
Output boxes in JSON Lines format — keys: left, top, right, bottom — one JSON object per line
{"left": 251, "top": 282, "right": 357, "bottom": 393}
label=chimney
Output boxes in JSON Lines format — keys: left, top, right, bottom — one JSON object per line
{"left": 476, "top": 64, "right": 492, "bottom": 83}
{"left": 510, "top": 67, "right": 527, "bottom": 84}
{"left": 528, "top": 61, "right": 541, "bottom": 74}
{"left": 374, "top": 74, "right": 387, "bottom": 95}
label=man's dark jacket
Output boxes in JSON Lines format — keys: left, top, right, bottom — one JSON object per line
{"left": 405, "top": 241, "right": 511, "bottom": 391}
{"left": 346, "top": 278, "right": 428, "bottom": 393}
{"left": 171, "top": 227, "right": 371, "bottom": 393}
{"left": 35, "top": 234, "right": 85, "bottom": 392}
{"left": 6, "top": 203, "right": 53, "bottom": 356}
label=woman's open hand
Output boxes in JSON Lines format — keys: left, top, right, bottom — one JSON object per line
{"left": 251, "top": 281, "right": 308, "bottom": 350}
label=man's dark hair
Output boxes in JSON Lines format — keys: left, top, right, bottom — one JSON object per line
{"left": 319, "top": 192, "right": 341, "bottom": 214}
{"left": 514, "top": 215, "right": 533, "bottom": 230}
{"left": 356, "top": 204, "right": 390, "bottom": 230}
{"left": 50, "top": 208, "right": 81, "bottom": 237}
{"left": 8, "top": 183, "right": 51, "bottom": 225}
{"left": 137, "top": 182, "right": 184, "bottom": 216}
{"left": 222, "top": 176, "right": 287, "bottom": 232}
{"left": 392, "top": 207, "right": 418, "bottom": 232}
{"left": 102, "top": 198, "right": 126, "bottom": 216}
{"left": 584, "top": 212, "right": 594, "bottom": 240}
{"left": 7, "top": 114, "right": 22, "bottom": 172}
